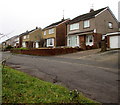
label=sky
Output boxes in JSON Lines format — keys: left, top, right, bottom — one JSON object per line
{"left": 0, "top": 0, "right": 119, "bottom": 43}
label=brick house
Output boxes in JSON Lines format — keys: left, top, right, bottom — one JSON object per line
{"left": 42, "top": 19, "right": 69, "bottom": 47}
{"left": 19, "top": 27, "right": 42, "bottom": 48}
{"left": 67, "top": 7, "right": 118, "bottom": 49}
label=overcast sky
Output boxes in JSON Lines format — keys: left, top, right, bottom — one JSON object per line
{"left": 0, "top": 0, "right": 119, "bottom": 43}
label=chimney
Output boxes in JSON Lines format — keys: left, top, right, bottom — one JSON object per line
{"left": 61, "top": 10, "right": 65, "bottom": 21}
{"left": 90, "top": 8, "right": 94, "bottom": 12}
{"left": 89, "top": 4, "right": 94, "bottom": 12}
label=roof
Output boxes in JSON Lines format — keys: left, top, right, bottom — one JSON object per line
{"left": 43, "top": 19, "right": 68, "bottom": 30}
{"left": 106, "top": 32, "right": 120, "bottom": 36}
{"left": 68, "top": 7, "right": 107, "bottom": 24}
{"left": 19, "top": 28, "right": 37, "bottom": 37}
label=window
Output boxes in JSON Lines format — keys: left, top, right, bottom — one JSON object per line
{"left": 67, "top": 36, "right": 79, "bottom": 47}
{"left": 44, "top": 31, "right": 46, "bottom": 35}
{"left": 23, "top": 36, "right": 26, "bottom": 39}
{"left": 84, "top": 20, "right": 90, "bottom": 28}
{"left": 108, "top": 22, "right": 113, "bottom": 29}
{"left": 49, "top": 29, "right": 54, "bottom": 34}
{"left": 27, "top": 35, "right": 29, "bottom": 39}
{"left": 47, "top": 38, "right": 54, "bottom": 47}
{"left": 70, "top": 23, "right": 79, "bottom": 30}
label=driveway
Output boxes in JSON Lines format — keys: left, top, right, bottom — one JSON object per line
{"left": 1, "top": 49, "right": 119, "bottom": 103}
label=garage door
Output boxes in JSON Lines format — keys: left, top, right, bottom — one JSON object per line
{"left": 110, "top": 36, "right": 120, "bottom": 48}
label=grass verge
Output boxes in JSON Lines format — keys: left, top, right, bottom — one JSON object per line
{"left": 2, "top": 66, "right": 99, "bottom": 104}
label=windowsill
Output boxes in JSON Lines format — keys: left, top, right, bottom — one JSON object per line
{"left": 70, "top": 29, "right": 79, "bottom": 31}
{"left": 48, "top": 33, "right": 54, "bottom": 35}
{"left": 108, "top": 28, "right": 113, "bottom": 29}
{"left": 47, "top": 45, "right": 54, "bottom": 47}
{"left": 83, "top": 27, "right": 90, "bottom": 29}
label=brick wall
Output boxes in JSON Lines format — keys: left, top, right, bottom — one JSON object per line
{"left": 93, "top": 33, "right": 102, "bottom": 48}
{"left": 79, "top": 35, "right": 86, "bottom": 50}
{"left": 11, "top": 48, "right": 81, "bottom": 56}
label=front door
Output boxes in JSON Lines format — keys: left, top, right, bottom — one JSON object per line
{"left": 86, "top": 35, "right": 94, "bottom": 46}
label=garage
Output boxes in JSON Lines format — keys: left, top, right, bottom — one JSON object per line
{"left": 110, "top": 36, "right": 120, "bottom": 48}
{"left": 106, "top": 32, "right": 120, "bottom": 49}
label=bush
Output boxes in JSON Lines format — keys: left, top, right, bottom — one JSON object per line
{"left": 5, "top": 45, "right": 13, "bottom": 50}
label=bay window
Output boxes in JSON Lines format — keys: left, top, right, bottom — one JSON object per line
{"left": 47, "top": 38, "right": 54, "bottom": 47}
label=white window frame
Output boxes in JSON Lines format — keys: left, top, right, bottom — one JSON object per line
{"left": 23, "top": 36, "right": 26, "bottom": 39}
{"left": 49, "top": 29, "right": 54, "bottom": 34}
{"left": 44, "top": 31, "right": 46, "bottom": 35}
{"left": 70, "top": 23, "right": 79, "bottom": 30}
{"left": 27, "top": 35, "right": 29, "bottom": 39}
{"left": 47, "top": 38, "right": 54, "bottom": 47}
{"left": 108, "top": 22, "right": 113, "bottom": 29}
{"left": 84, "top": 20, "right": 90, "bottom": 28}
{"left": 67, "top": 35, "right": 79, "bottom": 47}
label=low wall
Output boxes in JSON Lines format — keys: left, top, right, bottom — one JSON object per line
{"left": 11, "top": 48, "right": 81, "bottom": 56}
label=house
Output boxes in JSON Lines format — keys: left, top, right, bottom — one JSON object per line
{"left": 66, "top": 7, "right": 118, "bottom": 49}
{"left": 19, "top": 27, "right": 42, "bottom": 48}
{"left": 42, "top": 19, "right": 69, "bottom": 47}
{"left": 2, "top": 35, "right": 19, "bottom": 48}
{"left": 13, "top": 36, "right": 20, "bottom": 48}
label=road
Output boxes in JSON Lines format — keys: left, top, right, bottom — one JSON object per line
{"left": 1, "top": 50, "right": 119, "bottom": 103}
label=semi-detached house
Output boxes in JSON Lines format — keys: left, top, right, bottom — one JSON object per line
{"left": 19, "top": 27, "right": 42, "bottom": 48}
{"left": 42, "top": 19, "right": 69, "bottom": 47}
{"left": 67, "top": 7, "right": 118, "bottom": 49}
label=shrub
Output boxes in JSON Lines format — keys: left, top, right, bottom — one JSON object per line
{"left": 5, "top": 45, "right": 13, "bottom": 50}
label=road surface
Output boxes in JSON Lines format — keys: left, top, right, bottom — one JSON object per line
{"left": 1, "top": 50, "right": 119, "bottom": 103}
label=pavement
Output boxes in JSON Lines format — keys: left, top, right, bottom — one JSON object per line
{"left": 1, "top": 49, "right": 119, "bottom": 103}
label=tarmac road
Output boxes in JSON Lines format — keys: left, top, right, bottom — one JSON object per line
{"left": 1, "top": 49, "right": 119, "bottom": 103}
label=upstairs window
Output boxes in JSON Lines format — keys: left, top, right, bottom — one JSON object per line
{"left": 84, "top": 20, "right": 90, "bottom": 28}
{"left": 70, "top": 23, "right": 79, "bottom": 30}
{"left": 44, "top": 31, "right": 46, "bottom": 35}
{"left": 27, "top": 35, "right": 29, "bottom": 39}
{"left": 23, "top": 36, "right": 26, "bottom": 39}
{"left": 49, "top": 29, "right": 54, "bottom": 34}
{"left": 108, "top": 22, "right": 113, "bottom": 29}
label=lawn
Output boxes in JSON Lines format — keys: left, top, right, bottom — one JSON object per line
{"left": 2, "top": 66, "right": 99, "bottom": 104}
